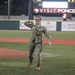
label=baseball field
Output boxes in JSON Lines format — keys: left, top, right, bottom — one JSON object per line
{"left": 0, "top": 30, "right": 75, "bottom": 75}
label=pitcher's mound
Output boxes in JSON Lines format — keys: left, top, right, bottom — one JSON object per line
{"left": 0, "top": 48, "right": 29, "bottom": 58}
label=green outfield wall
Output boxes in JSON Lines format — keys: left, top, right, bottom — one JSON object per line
{"left": 0, "top": 20, "right": 75, "bottom": 31}
{"left": 0, "top": 20, "right": 19, "bottom": 30}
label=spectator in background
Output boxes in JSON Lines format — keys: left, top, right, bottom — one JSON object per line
{"left": 63, "top": 13, "right": 67, "bottom": 21}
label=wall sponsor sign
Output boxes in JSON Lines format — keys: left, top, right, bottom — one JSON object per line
{"left": 33, "top": 8, "right": 75, "bottom": 13}
{"left": 61, "top": 22, "right": 75, "bottom": 31}
{"left": 20, "top": 20, "right": 31, "bottom": 30}
{"left": 20, "top": 20, "right": 56, "bottom": 31}
{"left": 41, "top": 21, "right": 56, "bottom": 31}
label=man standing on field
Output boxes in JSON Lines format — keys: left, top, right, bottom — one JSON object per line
{"left": 24, "top": 16, "right": 51, "bottom": 71}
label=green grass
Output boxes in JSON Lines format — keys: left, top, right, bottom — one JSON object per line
{"left": 0, "top": 42, "right": 28, "bottom": 51}
{"left": 0, "top": 30, "right": 75, "bottom": 75}
{"left": 0, "top": 43, "right": 75, "bottom": 75}
{"left": 0, "top": 30, "right": 75, "bottom": 39}
{"left": 0, "top": 58, "right": 75, "bottom": 75}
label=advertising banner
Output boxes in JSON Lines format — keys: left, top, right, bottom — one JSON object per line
{"left": 61, "top": 22, "right": 75, "bottom": 31}
{"left": 41, "top": 21, "right": 56, "bottom": 31}
{"left": 33, "top": 8, "right": 75, "bottom": 13}
{"left": 20, "top": 20, "right": 31, "bottom": 30}
{"left": 20, "top": 20, "right": 56, "bottom": 31}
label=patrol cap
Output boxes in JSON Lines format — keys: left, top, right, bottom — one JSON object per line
{"left": 35, "top": 16, "right": 41, "bottom": 20}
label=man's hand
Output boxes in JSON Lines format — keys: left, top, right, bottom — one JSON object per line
{"left": 48, "top": 41, "right": 52, "bottom": 46}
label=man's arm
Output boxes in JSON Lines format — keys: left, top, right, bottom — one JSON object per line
{"left": 43, "top": 27, "right": 52, "bottom": 45}
{"left": 24, "top": 21, "right": 34, "bottom": 28}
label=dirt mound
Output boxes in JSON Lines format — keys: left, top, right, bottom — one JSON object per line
{"left": 0, "top": 48, "right": 29, "bottom": 58}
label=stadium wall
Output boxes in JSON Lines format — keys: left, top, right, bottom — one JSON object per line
{"left": 0, "top": 20, "right": 19, "bottom": 30}
{"left": 0, "top": 20, "right": 75, "bottom": 31}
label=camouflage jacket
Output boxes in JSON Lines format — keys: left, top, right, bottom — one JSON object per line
{"left": 24, "top": 21, "right": 51, "bottom": 43}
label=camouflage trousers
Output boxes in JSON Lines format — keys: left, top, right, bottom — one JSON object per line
{"left": 29, "top": 41, "right": 42, "bottom": 67}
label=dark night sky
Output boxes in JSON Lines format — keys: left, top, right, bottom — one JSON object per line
{"left": 0, "top": 0, "right": 29, "bottom": 5}
{"left": 0, "top": 0, "right": 75, "bottom": 16}
{"left": 0, "top": 0, "right": 29, "bottom": 15}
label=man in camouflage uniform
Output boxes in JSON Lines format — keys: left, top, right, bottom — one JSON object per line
{"left": 24, "top": 16, "right": 51, "bottom": 71}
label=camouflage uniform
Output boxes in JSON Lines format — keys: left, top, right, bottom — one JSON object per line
{"left": 24, "top": 21, "right": 51, "bottom": 67}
